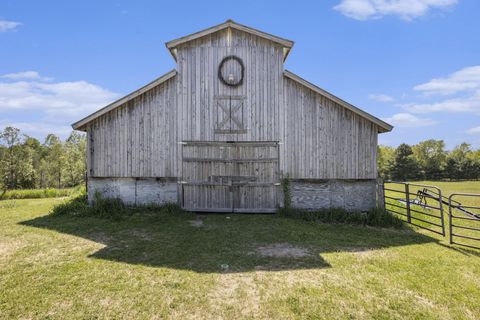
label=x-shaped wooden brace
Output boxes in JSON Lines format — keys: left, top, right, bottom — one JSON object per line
{"left": 217, "top": 98, "right": 244, "bottom": 131}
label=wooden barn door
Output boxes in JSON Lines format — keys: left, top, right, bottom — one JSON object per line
{"left": 181, "top": 141, "right": 279, "bottom": 213}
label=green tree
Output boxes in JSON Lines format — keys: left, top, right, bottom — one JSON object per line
{"left": 44, "top": 134, "right": 65, "bottom": 188}
{"left": 15, "top": 141, "right": 36, "bottom": 188}
{"left": 377, "top": 145, "right": 395, "bottom": 179}
{"left": 471, "top": 149, "right": 480, "bottom": 179}
{"left": 390, "top": 144, "right": 420, "bottom": 181}
{"left": 0, "top": 127, "right": 21, "bottom": 189}
{"left": 63, "top": 131, "right": 86, "bottom": 187}
{"left": 412, "top": 139, "right": 446, "bottom": 180}
{"left": 21, "top": 136, "right": 44, "bottom": 188}
{"left": 444, "top": 157, "right": 458, "bottom": 180}
{"left": 0, "top": 127, "right": 88, "bottom": 189}
{"left": 446, "top": 143, "right": 476, "bottom": 180}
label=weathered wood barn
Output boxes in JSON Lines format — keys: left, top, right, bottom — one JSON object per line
{"left": 73, "top": 20, "right": 392, "bottom": 212}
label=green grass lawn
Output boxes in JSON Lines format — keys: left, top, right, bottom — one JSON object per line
{"left": 1, "top": 182, "right": 480, "bottom": 319}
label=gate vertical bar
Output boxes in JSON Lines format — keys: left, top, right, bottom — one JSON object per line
{"left": 438, "top": 189, "right": 446, "bottom": 236}
{"left": 448, "top": 195, "right": 453, "bottom": 245}
{"left": 405, "top": 183, "right": 411, "bottom": 223}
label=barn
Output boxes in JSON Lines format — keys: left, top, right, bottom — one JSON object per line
{"left": 72, "top": 20, "right": 393, "bottom": 213}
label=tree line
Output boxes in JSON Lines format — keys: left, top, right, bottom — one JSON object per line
{"left": 0, "top": 126, "right": 86, "bottom": 192}
{"left": 378, "top": 140, "right": 480, "bottom": 181}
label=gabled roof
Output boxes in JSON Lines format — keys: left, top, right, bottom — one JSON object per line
{"left": 165, "top": 19, "right": 294, "bottom": 61}
{"left": 72, "top": 69, "right": 176, "bottom": 131}
{"left": 284, "top": 70, "right": 393, "bottom": 133}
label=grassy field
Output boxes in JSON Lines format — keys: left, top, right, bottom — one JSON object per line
{"left": 1, "top": 182, "right": 479, "bottom": 319}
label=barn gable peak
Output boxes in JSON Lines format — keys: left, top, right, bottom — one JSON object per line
{"left": 165, "top": 19, "right": 294, "bottom": 61}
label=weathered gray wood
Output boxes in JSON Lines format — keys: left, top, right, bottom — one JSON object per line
{"left": 282, "top": 76, "right": 379, "bottom": 179}
{"left": 88, "top": 77, "right": 177, "bottom": 177}
{"left": 75, "top": 22, "right": 390, "bottom": 210}
{"left": 182, "top": 142, "right": 279, "bottom": 212}
{"left": 165, "top": 20, "right": 293, "bottom": 60}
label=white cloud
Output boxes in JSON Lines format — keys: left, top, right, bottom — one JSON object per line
{"left": 0, "top": 20, "right": 21, "bottom": 32}
{"left": 0, "top": 120, "right": 72, "bottom": 139}
{"left": 467, "top": 126, "right": 480, "bottom": 135}
{"left": 334, "top": 0, "right": 457, "bottom": 20}
{"left": 1, "top": 71, "right": 52, "bottom": 81}
{"left": 368, "top": 93, "right": 394, "bottom": 102}
{"left": 0, "top": 71, "right": 119, "bottom": 138}
{"left": 414, "top": 66, "right": 480, "bottom": 95}
{"left": 403, "top": 66, "right": 480, "bottom": 114}
{"left": 403, "top": 91, "right": 480, "bottom": 114}
{"left": 383, "top": 113, "right": 436, "bottom": 127}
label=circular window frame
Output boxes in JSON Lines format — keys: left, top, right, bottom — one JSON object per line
{"left": 218, "top": 55, "right": 244, "bottom": 87}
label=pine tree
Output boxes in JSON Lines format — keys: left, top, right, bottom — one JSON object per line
{"left": 390, "top": 144, "right": 420, "bottom": 181}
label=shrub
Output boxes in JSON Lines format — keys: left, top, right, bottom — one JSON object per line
{"left": 281, "top": 175, "right": 292, "bottom": 209}
{"left": 90, "top": 192, "right": 128, "bottom": 219}
{"left": 51, "top": 191, "right": 127, "bottom": 219}
{"left": 278, "top": 206, "right": 404, "bottom": 229}
{"left": 51, "top": 193, "right": 89, "bottom": 216}
{"left": 365, "top": 207, "right": 404, "bottom": 228}
{"left": 50, "top": 191, "right": 186, "bottom": 219}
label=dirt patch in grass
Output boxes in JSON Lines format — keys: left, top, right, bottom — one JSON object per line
{"left": 254, "top": 243, "right": 311, "bottom": 258}
{"left": 188, "top": 220, "right": 204, "bottom": 228}
{"left": 0, "top": 238, "right": 27, "bottom": 262}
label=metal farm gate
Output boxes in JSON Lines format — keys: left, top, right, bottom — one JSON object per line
{"left": 383, "top": 182, "right": 446, "bottom": 236}
{"left": 448, "top": 194, "right": 480, "bottom": 250}
{"left": 383, "top": 181, "right": 480, "bottom": 250}
{"left": 180, "top": 141, "right": 280, "bottom": 213}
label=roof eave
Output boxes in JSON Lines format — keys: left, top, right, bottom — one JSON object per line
{"left": 165, "top": 20, "right": 294, "bottom": 60}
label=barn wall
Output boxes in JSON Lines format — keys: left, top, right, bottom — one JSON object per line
{"left": 175, "top": 28, "right": 284, "bottom": 143}
{"left": 84, "top": 27, "right": 382, "bottom": 210}
{"left": 281, "top": 77, "right": 378, "bottom": 180}
{"left": 87, "top": 77, "right": 178, "bottom": 178}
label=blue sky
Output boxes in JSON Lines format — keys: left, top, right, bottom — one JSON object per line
{"left": 0, "top": 0, "right": 479, "bottom": 149}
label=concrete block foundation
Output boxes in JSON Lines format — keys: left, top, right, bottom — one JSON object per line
{"left": 88, "top": 178, "right": 377, "bottom": 212}
{"left": 87, "top": 177, "right": 177, "bottom": 206}
{"left": 290, "top": 179, "right": 377, "bottom": 211}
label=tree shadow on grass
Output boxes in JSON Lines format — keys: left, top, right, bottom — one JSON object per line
{"left": 20, "top": 212, "right": 439, "bottom": 273}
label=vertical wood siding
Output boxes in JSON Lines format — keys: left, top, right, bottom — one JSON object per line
{"left": 282, "top": 77, "right": 378, "bottom": 179}
{"left": 88, "top": 77, "right": 177, "bottom": 177}
{"left": 86, "top": 28, "right": 378, "bottom": 180}
{"left": 175, "top": 28, "right": 284, "bottom": 142}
